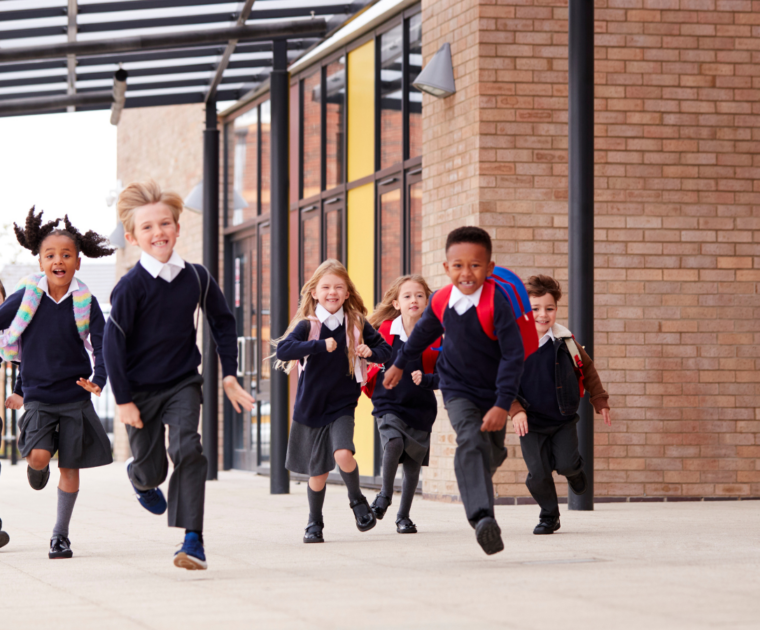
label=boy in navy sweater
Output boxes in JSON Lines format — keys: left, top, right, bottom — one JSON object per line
{"left": 384, "top": 227, "right": 524, "bottom": 555}
{"left": 103, "top": 181, "right": 254, "bottom": 570}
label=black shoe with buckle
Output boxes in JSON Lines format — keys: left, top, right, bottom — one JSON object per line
{"left": 395, "top": 516, "right": 417, "bottom": 534}
{"left": 533, "top": 517, "right": 561, "bottom": 535}
{"left": 27, "top": 465, "right": 50, "bottom": 491}
{"left": 0, "top": 518, "right": 8, "bottom": 550}
{"left": 475, "top": 516, "right": 504, "bottom": 556}
{"left": 567, "top": 470, "right": 587, "bottom": 495}
{"left": 370, "top": 493, "right": 392, "bottom": 520}
{"left": 303, "top": 520, "right": 324, "bottom": 544}
{"left": 49, "top": 535, "right": 73, "bottom": 559}
{"left": 349, "top": 496, "right": 377, "bottom": 532}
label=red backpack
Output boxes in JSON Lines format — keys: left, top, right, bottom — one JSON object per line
{"left": 361, "top": 319, "right": 441, "bottom": 398}
{"left": 430, "top": 266, "right": 539, "bottom": 360}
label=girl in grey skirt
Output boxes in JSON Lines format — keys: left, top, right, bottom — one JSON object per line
{"left": 365, "top": 275, "right": 440, "bottom": 534}
{"left": 0, "top": 209, "right": 114, "bottom": 559}
{"left": 273, "top": 260, "right": 392, "bottom": 544}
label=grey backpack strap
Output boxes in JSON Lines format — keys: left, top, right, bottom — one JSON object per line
{"left": 188, "top": 263, "right": 210, "bottom": 332}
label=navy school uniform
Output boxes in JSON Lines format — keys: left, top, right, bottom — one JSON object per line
{"left": 393, "top": 286, "right": 524, "bottom": 525}
{"left": 0, "top": 283, "right": 112, "bottom": 469}
{"left": 276, "top": 316, "right": 392, "bottom": 476}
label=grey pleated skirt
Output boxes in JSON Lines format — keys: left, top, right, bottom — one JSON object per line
{"left": 18, "top": 399, "right": 113, "bottom": 469}
{"left": 376, "top": 413, "right": 431, "bottom": 466}
{"left": 286, "top": 415, "right": 355, "bottom": 477}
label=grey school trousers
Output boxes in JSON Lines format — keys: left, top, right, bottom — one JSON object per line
{"left": 126, "top": 373, "right": 207, "bottom": 531}
{"left": 445, "top": 397, "right": 508, "bottom": 527}
{"left": 519, "top": 417, "right": 583, "bottom": 520}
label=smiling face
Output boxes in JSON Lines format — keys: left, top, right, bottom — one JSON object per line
{"left": 39, "top": 233, "right": 81, "bottom": 290}
{"left": 530, "top": 293, "right": 557, "bottom": 338}
{"left": 443, "top": 242, "right": 495, "bottom": 295}
{"left": 393, "top": 280, "right": 428, "bottom": 321}
{"left": 124, "top": 202, "right": 180, "bottom": 263}
{"left": 311, "top": 273, "right": 349, "bottom": 314}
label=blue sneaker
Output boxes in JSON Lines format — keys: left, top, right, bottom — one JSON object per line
{"left": 174, "top": 532, "right": 207, "bottom": 570}
{"left": 126, "top": 458, "right": 167, "bottom": 515}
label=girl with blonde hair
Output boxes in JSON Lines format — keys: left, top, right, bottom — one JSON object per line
{"left": 365, "top": 275, "right": 440, "bottom": 533}
{"left": 274, "top": 259, "right": 392, "bottom": 543}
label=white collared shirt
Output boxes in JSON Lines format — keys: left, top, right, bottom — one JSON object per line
{"left": 315, "top": 303, "right": 344, "bottom": 331}
{"left": 38, "top": 275, "right": 80, "bottom": 304}
{"left": 389, "top": 315, "right": 409, "bottom": 342}
{"left": 538, "top": 326, "right": 556, "bottom": 348}
{"left": 448, "top": 284, "right": 484, "bottom": 316}
{"left": 140, "top": 250, "right": 185, "bottom": 283}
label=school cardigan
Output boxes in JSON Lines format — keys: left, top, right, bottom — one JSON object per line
{"left": 103, "top": 261, "right": 238, "bottom": 405}
{"left": 276, "top": 318, "right": 392, "bottom": 428}
{"left": 371, "top": 335, "right": 439, "bottom": 433}
{"left": 394, "top": 287, "right": 524, "bottom": 412}
{"left": 0, "top": 289, "right": 106, "bottom": 404}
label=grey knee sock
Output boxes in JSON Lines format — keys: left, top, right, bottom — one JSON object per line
{"left": 381, "top": 438, "right": 404, "bottom": 498}
{"left": 397, "top": 459, "right": 421, "bottom": 520}
{"left": 338, "top": 464, "right": 363, "bottom": 502}
{"left": 52, "top": 488, "right": 78, "bottom": 538}
{"left": 307, "top": 486, "right": 326, "bottom": 522}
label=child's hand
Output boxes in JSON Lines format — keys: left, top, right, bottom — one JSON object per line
{"left": 601, "top": 408, "right": 611, "bottom": 426}
{"left": 76, "top": 378, "right": 102, "bottom": 397}
{"left": 223, "top": 375, "right": 256, "bottom": 413}
{"left": 324, "top": 338, "right": 338, "bottom": 353}
{"left": 411, "top": 370, "right": 423, "bottom": 385}
{"left": 5, "top": 393, "right": 23, "bottom": 410}
{"left": 355, "top": 343, "right": 372, "bottom": 358}
{"left": 383, "top": 365, "right": 403, "bottom": 390}
{"left": 481, "top": 406, "right": 508, "bottom": 432}
{"left": 118, "top": 402, "right": 143, "bottom": 429}
{"left": 511, "top": 411, "right": 528, "bottom": 437}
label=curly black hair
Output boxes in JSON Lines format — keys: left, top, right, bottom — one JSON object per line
{"left": 14, "top": 207, "right": 115, "bottom": 258}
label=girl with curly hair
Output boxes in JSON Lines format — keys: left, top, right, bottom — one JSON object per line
{"left": 0, "top": 207, "right": 114, "bottom": 560}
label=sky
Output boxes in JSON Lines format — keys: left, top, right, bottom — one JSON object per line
{"left": 0, "top": 110, "right": 118, "bottom": 268}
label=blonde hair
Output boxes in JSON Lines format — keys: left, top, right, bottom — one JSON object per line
{"left": 272, "top": 259, "right": 368, "bottom": 376}
{"left": 117, "top": 180, "right": 184, "bottom": 234}
{"left": 368, "top": 275, "right": 432, "bottom": 329}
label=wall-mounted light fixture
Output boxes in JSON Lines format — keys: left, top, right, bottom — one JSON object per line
{"left": 413, "top": 43, "right": 456, "bottom": 98}
{"left": 184, "top": 180, "right": 249, "bottom": 214}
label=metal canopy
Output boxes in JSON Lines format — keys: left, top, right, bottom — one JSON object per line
{"left": 0, "top": 0, "right": 369, "bottom": 116}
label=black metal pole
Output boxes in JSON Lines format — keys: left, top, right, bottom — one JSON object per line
{"left": 568, "top": 0, "right": 595, "bottom": 511}
{"left": 202, "top": 98, "right": 220, "bottom": 481}
{"left": 269, "top": 39, "right": 290, "bottom": 494}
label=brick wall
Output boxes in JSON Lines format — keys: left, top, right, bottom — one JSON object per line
{"left": 420, "top": 0, "right": 760, "bottom": 501}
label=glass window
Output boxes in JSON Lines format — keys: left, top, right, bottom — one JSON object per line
{"left": 409, "top": 181, "right": 423, "bottom": 275}
{"left": 301, "top": 206, "right": 321, "bottom": 282}
{"left": 407, "top": 13, "right": 423, "bottom": 160}
{"left": 260, "top": 100, "right": 271, "bottom": 215}
{"left": 379, "top": 24, "right": 404, "bottom": 170}
{"left": 232, "top": 107, "right": 258, "bottom": 225}
{"left": 302, "top": 72, "right": 322, "bottom": 198}
{"left": 325, "top": 57, "right": 345, "bottom": 190}
{"left": 248, "top": 237, "right": 258, "bottom": 451}
{"left": 259, "top": 227, "right": 271, "bottom": 462}
{"left": 324, "top": 206, "right": 343, "bottom": 262}
{"left": 380, "top": 187, "right": 402, "bottom": 294}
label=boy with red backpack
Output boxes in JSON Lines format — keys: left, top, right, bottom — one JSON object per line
{"left": 509, "top": 275, "right": 611, "bottom": 535}
{"left": 384, "top": 227, "right": 532, "bottom": 555}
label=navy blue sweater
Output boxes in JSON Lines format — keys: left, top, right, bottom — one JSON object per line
{"left": 103, "top": 262, "right": 238, "bottom": 405}
{"left": 520, "top": 341, "right": 568, "bottom": 428}
{"left": 372, "top": 335, "right": 439, "bottom": 432}
{"left": 395, "top": 287, "right": 524, "bottom": 412}
{"left": 0, "top": 288, "right": 106, "bottom": 404}
{"left": 276, "top": 318, "right": 392, "bottom": 428}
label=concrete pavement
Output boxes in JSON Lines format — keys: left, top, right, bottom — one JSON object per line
{"left": 0, "top": 460, "right": 758, "bottom": 630}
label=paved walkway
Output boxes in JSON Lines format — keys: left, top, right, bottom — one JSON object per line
{"left": 0, "top": 461, "right": 758, "bottom": 630}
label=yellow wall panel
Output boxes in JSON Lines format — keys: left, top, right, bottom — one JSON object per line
{"left": 347, "top": 40, "right": 375, "bottom": 182}
{"left": 347, "top": 182, "right": 375, "bottom": 474}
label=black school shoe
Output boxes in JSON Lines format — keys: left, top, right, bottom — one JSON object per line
{"left": 533, "top": 517, "right": 561, "bottom": 535}
{"left": 370, "top": 493, "right": 392, "bottom": 520}
{"left": 0, "top": 518, "right": 9, "bottom": 550}
{"left": 475, "top": 517, "right": 504, "bottom": 556}
{"left": 49, "top": 535, "right": 73, "bottom": 559}
{"left": 567, "top": 470, "right": 588, "bottom": 495}
{"left": 395, "top": 516, "right": 417, "bottom": 534}
{"left": 27, "top": 464, "right": 50, "bottom": 491}
{"left": 349, "top": 496, "right": 377, "bottom": 532}
{"left": 303, "top": 520, "right": 325, "bottom": 544}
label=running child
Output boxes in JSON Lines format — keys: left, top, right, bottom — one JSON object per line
{"left": 0, "top": 209, "right": 114, "bottom": 559}
{"left": 366, "top": 275, "right": 439, "bottom": 534}
{"left": 509, "top": 275, "right": 611, "bottom": 534}
{"left": 274, "top": 259, "right": 392, "bottom": 544}
{"left": 384, "top": 226, "right": 525, "bottom": 555}
{"left": 103, "top": 180, "right": 254, "bottom": 571}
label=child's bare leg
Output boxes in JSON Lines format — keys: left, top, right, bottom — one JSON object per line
{"left": 334, "top": 449, "right": 356, "bottom": 473}
{"left": 308, "top": 473, "right": 328, "bottom": 492}
{"left": 26, "top": 449, "right": 51, "bottom": 471}
{"left": 58, "top": 468, "right": 80, "bottom": 493}
{"left": 53, "top": 468, "right": 80, "bottom": 543}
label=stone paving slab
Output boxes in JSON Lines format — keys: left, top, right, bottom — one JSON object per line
{"left": 0, "top": 461, "right": 758, "bottom": 630}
